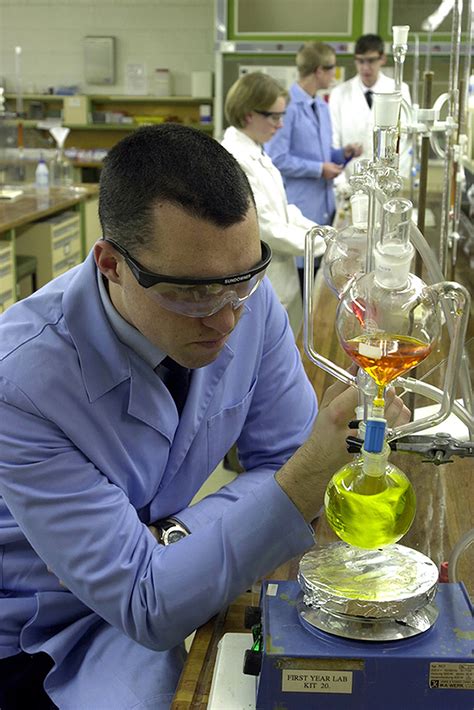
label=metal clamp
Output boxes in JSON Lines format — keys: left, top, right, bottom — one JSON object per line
{"left": 346, "top": 432, "right": 474, "bottom": 465}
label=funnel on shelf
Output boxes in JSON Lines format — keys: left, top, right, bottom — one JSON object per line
{"left": 49, "top": 126, "right": 70, "bottom": 150}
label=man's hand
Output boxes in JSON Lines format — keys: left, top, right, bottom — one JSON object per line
{"left": 383, "top": 386, "right": 411, "bottom": 429}
{"left": 275, "top": 380, "right": 410, "bottom": 522}
{"left": 322, "top": 162, "right": 343, "bottom": 180}
{"left": 343, "top": 143, "right": 363, "bottom": 159}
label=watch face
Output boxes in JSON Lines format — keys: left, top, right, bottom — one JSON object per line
{"left": 163, "top": 527, "right": 187, "bottom": 545}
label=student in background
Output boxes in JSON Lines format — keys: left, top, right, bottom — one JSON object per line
{"left": 329, "top": 33, "right": 411, "bottom": 180}
{"left": 265, "top": 42, "right": 361, "bottom": 294}
{"left": 221, "top": 71, "right": 326, "bottom": 335}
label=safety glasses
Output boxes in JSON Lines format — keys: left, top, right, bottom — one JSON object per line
{"left": 254, "top": 110, "right": 286, "bottom": 126}
{"left": 104, "top": 238, "right": 272, "bottom": 318}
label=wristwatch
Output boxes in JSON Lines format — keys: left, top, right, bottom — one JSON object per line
{"left": 156, "top": 517, "right": 190, "bottom": 545}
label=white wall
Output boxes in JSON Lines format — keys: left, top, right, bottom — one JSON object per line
{"left": 0, "top": 0, "right": 215, "bottom": 96}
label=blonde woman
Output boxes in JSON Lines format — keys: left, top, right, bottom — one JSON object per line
{"left": 221, "top": 71, "right": 325, "bottom": 335}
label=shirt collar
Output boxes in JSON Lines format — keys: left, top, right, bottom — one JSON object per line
{"left": 358, "top": 71, "right": 387, "bottom": 95}
{"left": 97, "top": 268, "right": 166, "bottom": 370}
{"left": 291, "top": 81, "right": 316, "bottom": 107}
{"left": 226, "top": 126, "right": 265, "bottom": 159}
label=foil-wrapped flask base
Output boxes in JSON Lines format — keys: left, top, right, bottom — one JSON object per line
{"left": 297, "top": 543, "right": 439, "bottom": 641}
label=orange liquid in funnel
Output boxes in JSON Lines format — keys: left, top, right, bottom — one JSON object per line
{"left": 341, "top": 333, "right": 433, "bottom": 388}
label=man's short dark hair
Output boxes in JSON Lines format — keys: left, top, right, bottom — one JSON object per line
{"left": 99, "top": 123, "right": 255, "bottom": 252}
{"left": 355, "top": 34, "right": 385, "bottom": 56}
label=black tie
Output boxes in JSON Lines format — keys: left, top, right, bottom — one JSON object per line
{"left": 157, "top": 357, "right": 191, "bottom": 415}
{"left": 311, "top": 100, "right": 319, "bottom": 123}
{"left": 365, "top": 90, "right": 373, "bottom": 109}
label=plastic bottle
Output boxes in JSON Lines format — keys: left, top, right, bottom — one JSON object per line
{"left": 324, "top": 419, "right": 416, "bottom": 549}
{"left": 35, "top": 156, "right": 50, "bottom": 200}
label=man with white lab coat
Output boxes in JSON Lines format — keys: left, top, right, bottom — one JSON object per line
{"left": 330, "top": 34, "right": 412, "bottom": 179}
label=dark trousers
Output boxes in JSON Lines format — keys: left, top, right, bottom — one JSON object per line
{"left": 0, "top": 651, "right": 58, "bottom": 709}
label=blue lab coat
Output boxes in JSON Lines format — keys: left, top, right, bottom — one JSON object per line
{"left": 266, "top": 82, "right": 345, "bottom": 226}
{"left": 0, "top": 252, "right": 317, "bottom": 707}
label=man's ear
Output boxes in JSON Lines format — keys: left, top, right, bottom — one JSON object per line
{"left": 380, "top": 53, "right": 387, "bottom": 67}
{"left": 94, "top": 240, "right": 122, "bottom": 285}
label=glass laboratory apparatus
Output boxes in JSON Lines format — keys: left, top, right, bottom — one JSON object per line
{"left": 325, "top": 418, "right": 416, "bottom": 549}
{"left": 335, "top": 197, "right": 441, "bottom": 416}
{"left": 49, "top": 126, "right": 73, "bottom": 187}
{"left": 293, "top": 19, "right": 473, "bottom": 653}
{"left": 322, "top": 192, "right": 368, "bottom": 297}
{"left": 372, "top": 91, "right": 402, "bottom": 170}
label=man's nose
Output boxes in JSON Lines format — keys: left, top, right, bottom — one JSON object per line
{"left": 201, "top": 302, "right": 238, "bottom": 334}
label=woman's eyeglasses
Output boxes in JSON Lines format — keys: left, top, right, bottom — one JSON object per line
{"left": 254, "top": 110, "right": 286, "bottom": 126}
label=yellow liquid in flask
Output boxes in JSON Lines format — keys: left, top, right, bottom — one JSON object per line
{"left": 325, "top": 459, "right": 416, "bottom": 549}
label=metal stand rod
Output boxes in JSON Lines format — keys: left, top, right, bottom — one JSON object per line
{"left": 439, "top": 0, "right": 463, "bottom": 276}
{"left": 415, "top": 71, "right": 433, "bottom": 279}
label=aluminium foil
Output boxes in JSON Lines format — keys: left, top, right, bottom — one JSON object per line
{"left": 298, "top": 542, "right": 439, "bottom": 619}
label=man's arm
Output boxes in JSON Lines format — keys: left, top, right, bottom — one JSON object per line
{"left": 0, "top": 378, "right": 315, "bottom": 652}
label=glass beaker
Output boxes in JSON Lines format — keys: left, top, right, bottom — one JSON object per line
{"left": 51, "top": 147, "right": 73, "bottom": 187}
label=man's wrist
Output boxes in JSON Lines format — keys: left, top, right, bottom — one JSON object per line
{"left": 275, "top": 447, "right": 328, "bottom": 523}
{"left": 153, "top": 517, "right": 190, "bottom": 545}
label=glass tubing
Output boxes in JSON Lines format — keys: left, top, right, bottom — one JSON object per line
{"left": 303, "top": 21, "right": 473, "bottom": 443}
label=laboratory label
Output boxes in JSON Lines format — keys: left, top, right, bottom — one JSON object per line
{"left": 429, "top": 662, "right": 474, "bottom": 690}
{"left": 281, "top": 669, "right": 353, "bottom": 693}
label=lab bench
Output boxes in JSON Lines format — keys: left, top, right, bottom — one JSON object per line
{"left": 0, "top": 184, "right": 99, "bottom": 311}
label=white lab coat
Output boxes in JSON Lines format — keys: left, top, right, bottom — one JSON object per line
{"left": 221, "top": 127, "right": 324, "bottom": 327}
{"left": 329, "top": 72, "right": 412, "bottom": 179}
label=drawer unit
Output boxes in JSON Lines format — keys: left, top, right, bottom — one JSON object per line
{"left": 16, "top": 211, "right": 82, "bottom": 288}
{"left": 0, "top": 240, "right": 15, "bottom": 312}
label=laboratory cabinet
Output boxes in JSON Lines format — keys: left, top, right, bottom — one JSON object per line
{"left": 0, "top": 239, "right": 15, "bottom": 313}
{"left": 16, "top": 211, "right": 82, "bottom": 289}
{"left": 4, "top": 94, "right": 214, "bottom": 152}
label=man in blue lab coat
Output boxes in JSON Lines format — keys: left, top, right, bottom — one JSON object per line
{"left": 0, "top": 124, "right": 408, "bottom": 708}
{"left": 266, "top": 42, "right": 361, "bottom": 293}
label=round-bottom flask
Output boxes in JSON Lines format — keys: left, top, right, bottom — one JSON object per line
{"left": 324, "top": 421, "right": 416, "bottom": 549}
